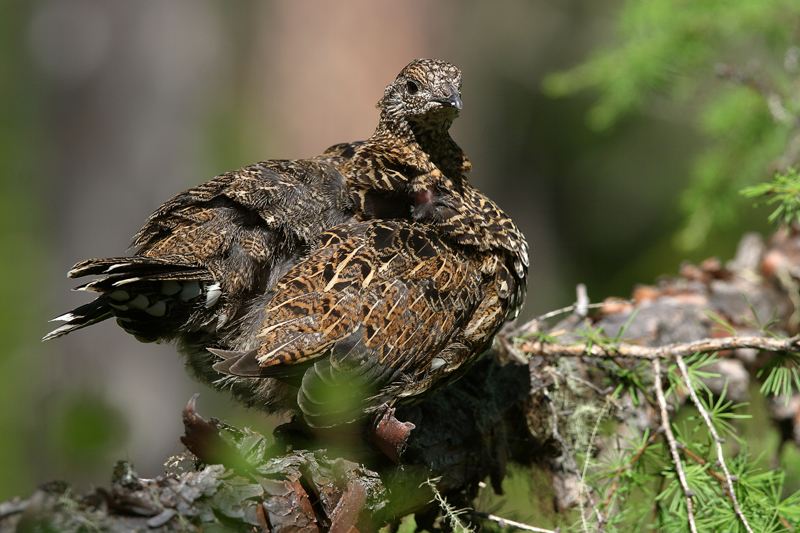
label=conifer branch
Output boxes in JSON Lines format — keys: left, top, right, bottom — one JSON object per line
{"left": 675, "top": 355, "right": 754, "bottom": 533}
{"left": 653, "top": 357, "right": 698, "bottom": 533}
{"left": 714, "top": 63, "right": 793, "bottom": 124}
{"left": 601, "top": 429, "right": 662, "bottom": 513}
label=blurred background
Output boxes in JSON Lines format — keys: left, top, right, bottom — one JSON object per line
{"left": 0, "top": 0, "right": 780, "bottom": 501}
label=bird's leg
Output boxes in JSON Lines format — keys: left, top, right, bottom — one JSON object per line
{"left": 368, "top": 406, "right": 416, "bottom": 463}
{"left": 180, "top": 394, "right": 231, "bottom": 465}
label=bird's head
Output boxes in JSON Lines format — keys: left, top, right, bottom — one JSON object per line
{"left": 378, "top": 58, "right": 462, "bottom": 131}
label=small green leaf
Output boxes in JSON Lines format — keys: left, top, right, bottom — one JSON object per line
{"left": 705, "top": 309, "right": 737, "bottom": 336}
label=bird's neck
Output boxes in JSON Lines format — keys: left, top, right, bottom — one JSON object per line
{"left": 372, "top": 118, "right": 472, "bottom": 179}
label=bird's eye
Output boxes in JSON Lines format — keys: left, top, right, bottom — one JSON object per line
{"left": 406, "top": 80, "right": 419, "bottom": 94}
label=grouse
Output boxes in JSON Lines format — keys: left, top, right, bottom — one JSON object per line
{"left": 207, "top": 59, "right": 528, "bottom": 426}
{"left": 45, "top": 59, "right": 528, "bottom": 432}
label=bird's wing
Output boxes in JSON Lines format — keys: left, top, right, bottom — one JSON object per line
{"left": 214, "top": 220, "right": 487, "bottom": 427}
{"left": 46, "top": 159, "right": 355, "bottom": 343}
{"left": 133, "top": 159, "right": 354, "bottom": 259}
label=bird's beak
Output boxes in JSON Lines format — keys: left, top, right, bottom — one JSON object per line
{"left": 433, "top": 84, "right": 463, "bottom": 110}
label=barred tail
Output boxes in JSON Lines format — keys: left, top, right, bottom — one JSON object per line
{"left": 43, "top": 299, "right": 113, "bottom": 341}
{"left": 44, "top": 256, "right": 213, "bottom": 343}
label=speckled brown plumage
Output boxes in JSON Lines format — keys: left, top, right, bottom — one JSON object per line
{"left": 208, "top": 59, "right": 528, "bottom": 427}
{"left": 46, "top": 58, "right": 528, "bottom": 430}
{"left": 212, "top": 220, "right": 516, "bottom": 427}
{"left": 44, "top": 160, "right": 355, "bottom": 344}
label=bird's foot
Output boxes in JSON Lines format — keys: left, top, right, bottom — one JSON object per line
{"left": 180, "top": 393, "right": 230, "bottom": 465}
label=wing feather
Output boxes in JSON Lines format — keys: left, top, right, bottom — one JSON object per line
{"left": 219, "top": 220, "right": 489, "bottom": 426}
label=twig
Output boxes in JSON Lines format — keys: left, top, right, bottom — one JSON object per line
{"left": 580, "top": 396, "right": 613, "bottom": 528}
{"left": 549, "top": 368, "right": 615, "bottom": 396}
{"left": 532, "top": 300, "right": 633, "bottom": 324}
{"left": 715, "top": 63, "right": 793, "bottom": 124}
{"left": 421, "top": 478, "right": 474, "bottom": 533}
{"left": 516, "top": 335, "right": 800, "bottom": 361}
{"left": 680, "top": 446, "right": 730, "bottom": 487}
{"left": 474, "top": 512, "right": 559, "bottom": 533}
{"left": 507, "top": 287, "right": 631, "bottom": 339}
{"left": 667, "top": 387, "right": 794, "bottom": 531}
{"left": 676, "top": 442, "right": 800, "bottom": 531}
{"left": 575, "top": 283, "right": 590, "bottom": 318}
{"left": 679, "top": 444, "right": 796, "bottom": 527}
{"left": 675, "top": 355, "right": 754, "bottom": 533}
{"left": 653, "top": 358, "right": 698, "bottom": 533}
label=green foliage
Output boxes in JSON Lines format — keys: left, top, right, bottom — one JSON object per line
{"left": 567, "top": 349, "right": 800, "bottom": 532}
{"left": 706, "top": 309, "right": 738, "bottom": 336}
{"left": 536, "top": 6, "right": 800, "bottom": 526}
{"left": 517, "top": 301, "right": 800, "bottom": 532}
{"left": 575, "top": 309, "right": 640, "bottom": 354}
{"left": 742, "top": 167, "right": 800, "bottom": 230}
{"left": 544, "top": 0, "right": 800, "bottom": 250}
{"left": 701, "top": 382, "right": 750, "bottom": 446}
{"left": 743, "top": 294, "right": 782, "bottom": 336}
{"left": 666, "top": 352, "right": 718, "bottom": 402}
{"left": 758, "top": 351, "right": 800, "bottom": 399}
{"left": 575, "top": 321, "right": 612, "bottom": 353}
{"left": 608, "top": 364, "right": 645, "bottom": 407}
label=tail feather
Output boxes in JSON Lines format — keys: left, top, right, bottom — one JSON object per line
{"left": 45, "top": 256, "right": 218, "bottom": 343}
{"left": 43, "top": 299, "right": 113, "bottom": 341}
{"left": 68, "top": 256, "right": 197, "bottom": 278}
{"left": 74, "top": 268, "right": 209, "bottom": 293}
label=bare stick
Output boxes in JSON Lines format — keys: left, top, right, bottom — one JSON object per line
{"left": 575, "top": 283, "right": 589, "bottom": 318}
{"left": 532, "top": 300, "right": 632, "bottom": 324}
{"left": 653, "top": 358, "right": 698, "bottom": 533}
{"left": 549, "top": 368, "right": 615, "bottom": 396}
{"left": 475, "top": 513, "right": 559, "bottom": 533}
{"left": 715, "top": 63, "right": 793, "bottom": 124}
{"left": 506, "top": 283, "right": 631, "bottom": 338}
{"left": 581, "top": 396, "right": 613, "bottom": 525}
{"left": 517, "top": 335, "right": 800, "bottom": 361}
{"left": 675, "top": 355, "right": 754, "bottom": 533}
